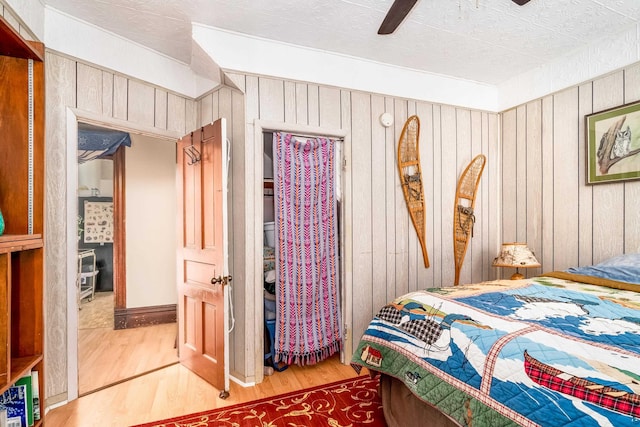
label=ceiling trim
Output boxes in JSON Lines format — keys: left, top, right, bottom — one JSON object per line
{"left": 4, "top": 0, "right": 43, "bottom": 41}
{"left": 192, "top": 24, "right": 499, "bottom": 112}
{"left": 498, "top": 23, "right": 640, "bottom": 110}
{"left": 44, "top": 7, "right": 219, "bottom": 98}
{"left": 26, "top": 5, "right": 640, "bottom": 112}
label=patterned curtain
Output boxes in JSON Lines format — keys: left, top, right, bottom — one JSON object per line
{"left": 273, "top": 132, "right": 342, "bottom": 366}
{"left": 77, "top": 125, "right": 131, "bottom": 164}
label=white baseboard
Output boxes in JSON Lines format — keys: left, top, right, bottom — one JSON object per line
{"left": 230, "top": 374, "right": 256, "bottom": 388}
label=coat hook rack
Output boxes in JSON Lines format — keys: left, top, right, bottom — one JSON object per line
{"left": 184, "top": 144, "right": 201, "bottom": 165}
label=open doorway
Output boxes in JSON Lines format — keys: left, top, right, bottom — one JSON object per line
{"left": 75, "top": 124, "right": 179, "bottom": 395}
{"left": 77, "top": 156, "right": 115, "bottom": 327}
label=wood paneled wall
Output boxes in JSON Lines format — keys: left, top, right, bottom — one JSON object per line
{"left": 44, "top": 51, "right": 195, "bottom": 404}
{"left": 501, "top": 63, "right": 640, "bottom": 274}
{"left": 43, "top": 48, "right": 640, "bottom": 399}
{"left": 45, "top": 42, "right": 640, "bottom": 400}
{"left": 198, "top": 73, "right": 501, "bottom": 382}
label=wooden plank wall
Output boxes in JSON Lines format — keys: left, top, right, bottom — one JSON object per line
{"left": 198, "top": 73, "right": 501, "bottom": 377}
{"left": 44, "top": 51, "right": 195, "bottom": 403}
{"left": 43, "top": 50, "right": 640, "bottom": 397}
{"left": 500, "top": 63, "right": 640, "bottom": 273}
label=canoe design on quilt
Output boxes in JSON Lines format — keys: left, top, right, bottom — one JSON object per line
{"left": 376, "top": 304, "right": 473, "bottom": 350}
{"left": 523, "top": 350, "right": 640, "bottom": 418}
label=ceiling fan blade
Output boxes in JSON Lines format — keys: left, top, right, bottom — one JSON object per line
{"left": 511, "top": 0, "right": 531, "bottom": 5}
{"left": 378, "top": 0, "right": 419, "bottom": 35}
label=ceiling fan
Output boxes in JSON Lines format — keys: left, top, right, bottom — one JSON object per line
{"left": 378, "top": 0, "right": 532, "bottom": 35}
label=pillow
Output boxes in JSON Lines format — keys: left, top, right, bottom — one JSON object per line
{"left": 566, "top": 253, "right": 640, "bottom": 284}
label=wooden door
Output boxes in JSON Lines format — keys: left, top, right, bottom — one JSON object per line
{"left": 176, "top": 119, "right": 229, "bottom": 397}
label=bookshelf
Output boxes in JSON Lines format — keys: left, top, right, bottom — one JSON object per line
{"left": 0, "top": 14, "right": 45, "bottom": 427}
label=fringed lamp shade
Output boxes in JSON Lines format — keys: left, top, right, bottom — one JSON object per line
{"left": 492, "top": 242, "right": 540, "bottom": 279}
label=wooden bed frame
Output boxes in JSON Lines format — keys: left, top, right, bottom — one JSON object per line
{"left": 379, "top": 374, "right": 459, "bottom": 427}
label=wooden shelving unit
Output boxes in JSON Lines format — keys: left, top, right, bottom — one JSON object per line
{"left": 0, "top": 14, "right": 45, "bottom": 426}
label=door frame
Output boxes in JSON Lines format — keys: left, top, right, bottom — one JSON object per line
{"left": 65, "top": 108, "right": 180, "bottom": 401}
{"left": 252, "top": 120, "right": 352, "bottom": 384}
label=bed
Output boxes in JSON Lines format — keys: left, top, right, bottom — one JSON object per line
{"left": 351, "top": 254, "right": 640, "bottom": 427}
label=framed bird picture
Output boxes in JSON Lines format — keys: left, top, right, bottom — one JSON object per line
{"left": 586, "top": 100, "right": 640, "bottom": 184}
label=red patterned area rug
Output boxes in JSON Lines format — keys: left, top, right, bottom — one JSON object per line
{"left": 132, "top": 375, "right": 385, "bottom": 427}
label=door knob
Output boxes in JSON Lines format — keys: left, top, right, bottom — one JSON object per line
{"left": 211, "top": 275, "right": 232, "bottom": 286}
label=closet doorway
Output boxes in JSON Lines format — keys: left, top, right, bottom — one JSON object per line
{"left": 72, "top": 122, "right": 179, "bottom": 396}
{"left": 254, "top": 121, "right": 352, "bottom": 383}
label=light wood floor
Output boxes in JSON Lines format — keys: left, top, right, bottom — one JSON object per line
{"left": 77, "top": 291, "right": 180, "bottom": 395}
{"left": 78, "top": 322, "right": 179, "bottom": 395}
{"left": 47, "top": 353, "right": 359, "bottom": 427}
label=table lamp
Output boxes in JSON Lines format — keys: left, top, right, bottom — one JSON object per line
{"left": 492, "top": 242, "right": 540, "bottom": 280}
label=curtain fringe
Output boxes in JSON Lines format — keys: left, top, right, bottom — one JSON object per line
{"left": 276, "top": 339, "right": 343, "bottom": 367}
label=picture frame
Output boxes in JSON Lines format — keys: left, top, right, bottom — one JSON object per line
{"left": 586, "top": 100, "right": 640, "bottom": 184}
{"left": 83, "top": 201, "right": 114, "bottom": 243}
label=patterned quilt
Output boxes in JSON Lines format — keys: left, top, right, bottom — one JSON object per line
{"left": 351, "top": 276, "right": 640, "bottom": 426}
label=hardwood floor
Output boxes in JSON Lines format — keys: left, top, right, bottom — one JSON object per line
{"left": 57, "top": 294, "right": 360, "bottom": 426}
{"left": 78, "top": 322, "right": 179, "bottom": 395}
{"left": 77, "top": 291, "right": 179, "bottom": 395}
{"left": 47, "top": 354, "right": 359, "bottom": 427}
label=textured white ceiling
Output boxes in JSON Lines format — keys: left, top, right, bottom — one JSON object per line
{"left": 44, "top": 0, "right": 640, "bottom": 85}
